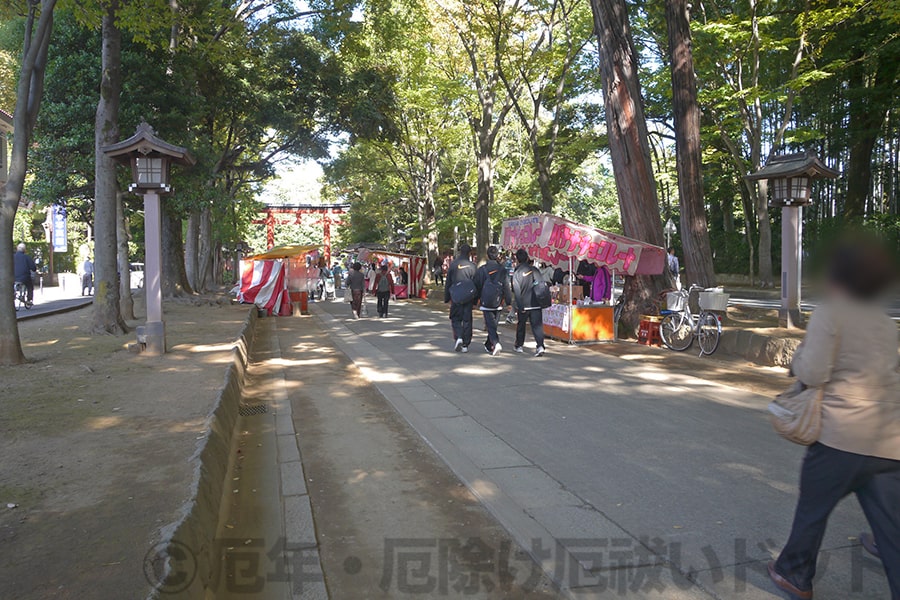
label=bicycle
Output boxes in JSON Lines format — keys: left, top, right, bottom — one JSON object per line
{"left": 659, "top": 284, "right": 727, "bottom": 356}
{"left": 14, "top": 281, "right": 33, "bottom": 311}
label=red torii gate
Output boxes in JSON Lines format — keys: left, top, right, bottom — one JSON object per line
{"left": 252, "top": 203, "right": 349, "bottom": 263}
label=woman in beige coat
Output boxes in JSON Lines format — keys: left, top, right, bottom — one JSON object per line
{"left": 768, "top": 240, "right": 900, "bottom": 600}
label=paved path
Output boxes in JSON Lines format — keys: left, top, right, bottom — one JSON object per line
{"left": 310, "top": 297, "right": 891, "bottom": 599}
{"left": 16, "top": 274, "right": 94, "bottom": 321}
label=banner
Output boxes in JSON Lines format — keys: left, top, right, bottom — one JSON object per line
{"left": 51, "top": 205, "right": 68, "bottom": 252}
{"left": 500, "top": 214, "right": 665, "bottom": 276}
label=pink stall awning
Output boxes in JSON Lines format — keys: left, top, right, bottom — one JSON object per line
{"left": 500, "top": 214, "right": 666, "bottom": 276}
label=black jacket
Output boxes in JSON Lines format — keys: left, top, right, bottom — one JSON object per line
{"left": 474, "top": 260, "right": 512, "bottom": 310}
{"left": 444, "top": 254, "right": 477, "bottom": 303}
{"left": 14, "top": 251, "right": 36, "bottom": 282}
{"left": 512, "top": 263, "right": 545, "bottom": 310}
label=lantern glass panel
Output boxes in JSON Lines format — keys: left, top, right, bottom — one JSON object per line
{"left": 136, "top": 157, "right": 165, "bottom": 185}
{"left": 790, "top": 176, "right": 809, "bottom": 202}
{"left": 771, "top": 178, "right": 788, "bottom": 201}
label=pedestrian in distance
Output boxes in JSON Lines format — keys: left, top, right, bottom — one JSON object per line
{"left": 512, "top": 249, "right": 547, "bottom": 357}
{"left": 81, "top": 257, "right": 94, "bottom": 296}
{"left": 433, "top": 256, "right": 444, "bottom": 286}
{"left": 345, "top": 262, "right": 366, "bottom": 319}
{"left": 374, "top": 264, "right": 394, "bottom": 318}
{"left": 444, "top": 244, "right": 478, "bottom": 353}
{"left": 767, "top": 238, "right": 900, "bottom": 600}
{"left": 667, "top": 247, "right": 681, "bottom": 290}
{"left": 13, "top": 243, "right": 37, "bottom": 303}
{"left": 475, "top": 245, "right": 512, "bottom": 356}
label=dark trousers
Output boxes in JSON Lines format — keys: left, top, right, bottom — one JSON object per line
{"left": 515, "top": 309, "right": 545, "bottom": 349}
{"left": 483, "top": 309, "right": 500, "bottom": 350}
{"left": 17, "top": 278, "right": 34, "bottom": 302}
{"left": 350, "top": 290, "right": 364, "bottom": 316}
{"left": 450, "top": 302, "right": 473, "bottom": 346}
{"left": 775, "top": 443, "right": 900, "bottom": 596}
{"left": 377, "top": 291, "right": 390, "bottom": 316}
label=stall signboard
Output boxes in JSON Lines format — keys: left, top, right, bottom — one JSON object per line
{"left": 501, "top": 214, "right": 665, "bottom": 276}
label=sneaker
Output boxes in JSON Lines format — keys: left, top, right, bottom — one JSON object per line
{"left": 535, "top": 346, "right": 545, "bottom": 357}
{"left": 461, "top": 346, "right": 469, "bottom": 353}
{"left": 492, "top": 343, "right": 502, "bottom": 357}
{"left": 514, "top": 346, "right": 524, "bottom": 354}
{"left": 483, "top": 341, "right": 492, "bottom": 354}
{"left": 454, "top": 339, "right": 463, "bottom": 352}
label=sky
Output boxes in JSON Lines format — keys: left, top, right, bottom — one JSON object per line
{"left": 257, "top": 159, "right": 325, "bottom": 206}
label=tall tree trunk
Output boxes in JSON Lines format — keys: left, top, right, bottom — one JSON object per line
{"left": 475, "top": 130, "right": 494, "bottom": 261}
{"left": 666, "top": 0, "right": 716, "bottom": 288}
{"left": 754, "top": 179, "right": 773, "bottom": 286}
{"left": 845, "top": 55, "right": 898, "bottom": 218}
{"left": 91, "top": 1, "right": 127, "bottom": 335}
{"left": 196, "top": 205, "right": 213, "bottom": 292}
{"left": 589, "top": 0, "right": 668, "bottom": 334}
{"left": 184, "top": 208, "right": 199, "bottom": 290}
{"left": 0, "top": 1, "right": 56, "bottom": 365}
{"left": 116, "top": 190, "right": 135, "bottom": 320}
{"left": 418, "top": 152, "right": 439, "bottom": 270}
{"left": 161, "top": 204, "right": 193, "bottom": 297}
{"left": 536, "top": 160, "right": 554, "bottom": 213}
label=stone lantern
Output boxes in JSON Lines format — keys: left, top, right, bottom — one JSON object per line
{"left": 746, "top": 151, "right": 839, "bottom": 328}
{"left": 102, "top": 122, "right": 195, "bottom": 354}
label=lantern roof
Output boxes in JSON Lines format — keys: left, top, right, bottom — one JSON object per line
{"left": 102, "top": 121, "right": 196, "bottom": 167}
{"left": 0, "top": 108, "right": 13, "bottom": 134}
{"left": 745, "top": 151, "right": 839, "bottom": 181}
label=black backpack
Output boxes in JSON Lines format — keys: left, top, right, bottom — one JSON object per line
{"left": 449, "top": 279, "right": 477, "bottom": 304}
{"left": 480, "top": 269, "right": 504, "bottom": 309}
{"left": 533, "top": 278, "right": 552, "bottom": 309}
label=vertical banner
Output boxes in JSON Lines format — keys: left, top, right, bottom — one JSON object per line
{"left": 51, "top": 205, "right": 68, "bottom": 252}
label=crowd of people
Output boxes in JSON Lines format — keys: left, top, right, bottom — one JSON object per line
{"left": 443, "top": 244, "right": 547, "bottom": 357}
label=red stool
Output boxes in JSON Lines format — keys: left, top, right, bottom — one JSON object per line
{"left": 638, "top": 315, "right": 662, "bottom": 346}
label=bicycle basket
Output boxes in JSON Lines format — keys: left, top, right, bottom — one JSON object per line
{"left": 666, "top": 292, "right": 686, "bottom": 311}
{"left": 699, "top": 291, "right": 730, "bottom": 312}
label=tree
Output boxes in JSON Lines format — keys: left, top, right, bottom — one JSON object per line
{"left": 665, "top": 0, "right": 716, "bottom": 287}
{"left": 0, "top": 0, "right": 57, "bottom": 365}
{"left": 497, "top": 0, "right": 595, "bottom": 213}
{"left": 589, "top": 0, "right": 669, "bottom": 333}
{"left": 435, "top": 0, "right": 520, "bottom": 259}
{"left": 91, "top": 0, "right": 128, "bottom": 334}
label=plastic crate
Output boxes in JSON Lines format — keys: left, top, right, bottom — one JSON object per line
{"left": 699, "top": 291, "right": 730, "bottom": 312}
{"left": 666, "top": 292, "right": 686, "bottom": 311}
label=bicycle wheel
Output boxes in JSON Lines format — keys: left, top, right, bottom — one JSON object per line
{"left": 698, "top": 312, "right": 721, "bottom": 355}
{"left": 660, "top": 313, "right": 693, "bottom": 351}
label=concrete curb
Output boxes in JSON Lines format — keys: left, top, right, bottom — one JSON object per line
{"left": 718, "top": 329, "right": 801, "bottom": 368}
{"left": 147, "top": 307, "right": 258, "bottom": 600}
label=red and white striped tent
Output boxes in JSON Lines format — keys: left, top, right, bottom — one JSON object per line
{"left": 357, "top": 248, "right": 427, "bottom": 299}
{"left": 234, "top": 244, "right": 319, "bottom": 315}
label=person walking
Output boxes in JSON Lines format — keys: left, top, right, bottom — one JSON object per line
{"left": 345, "top": 262, "right": 366, "bottom": 319}
{"left": 433, "top": 256, "right": 444, "bottom": 286}
{"left": 13, "top": 243, "right": 37, "bottom": 304}
{"left": 667, "top": 247, "right": 681, "bottom": 290}
{"left": 444, "top": 244, "right": 477, "bottom": 353}
{"left": 512, "top": 249, "right": 546, "bottom": 357}
{"left": 767, "top": 239, "right": 900, "bottom": 600}
{"left": 374, "top": 264, "right": 394, "bottom": 318}
{"left": 474, "top": 246, "right": 511, "bottom": 356}
{"left": 332, "top": 262, "right": 343, "bottom": 290}
{"left": 81, "top": 257, "right": 94, "bottom": 296}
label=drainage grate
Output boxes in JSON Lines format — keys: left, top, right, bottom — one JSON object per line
{"left": 239, "top": 403, "right": 268, "bottom": 416}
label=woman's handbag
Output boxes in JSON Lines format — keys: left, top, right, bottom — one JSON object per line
{"left": 344, "top": 286, "right": 352, "bottom": 303}
{"left": 768, "top": 382, "right": 825, "bottom": 445}
{"left": 768, "top": 331, "right": 839, "bottom": 446}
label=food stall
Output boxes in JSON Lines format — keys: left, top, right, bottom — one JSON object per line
{"left": 234, "top": 244, "right": 320, "bottom": 315}
{"left": 501, "top": 214, "right": 666, "bottom": 343}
